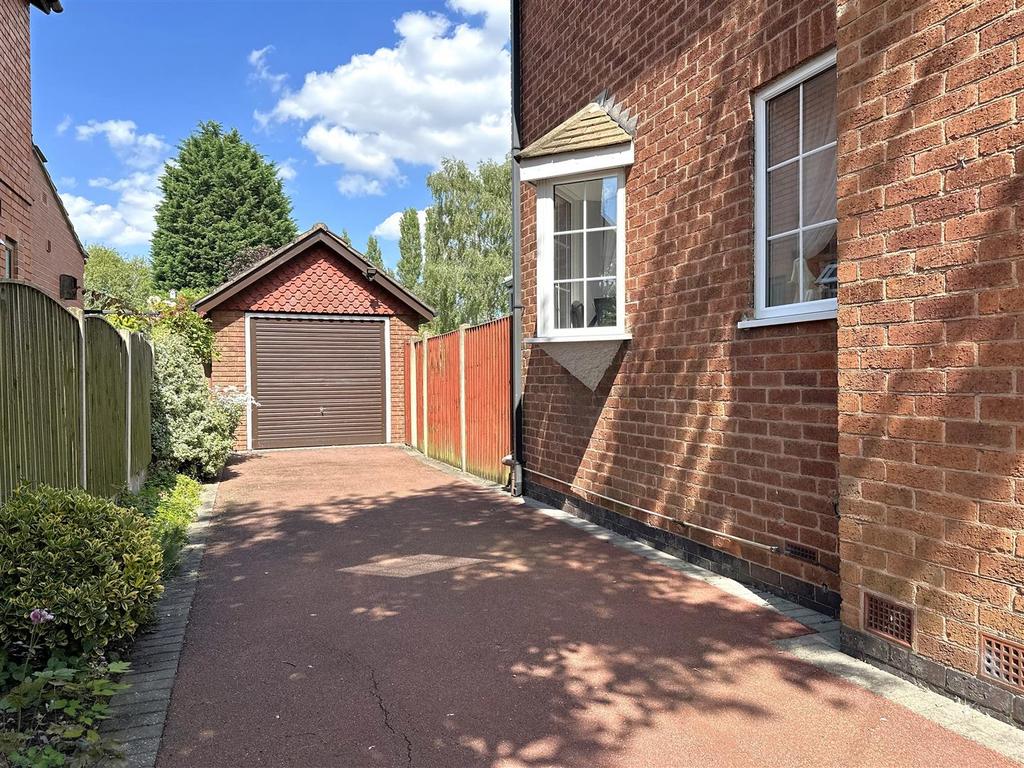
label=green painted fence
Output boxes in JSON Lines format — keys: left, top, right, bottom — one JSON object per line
{"left": 0, "top": 281, "right": 153, "bottom": 502}
{"left": 129, "top": 333, "right": 153, "bottom": 483}
{"left": 85, "top": 316, "right": 129, "bottom": 497}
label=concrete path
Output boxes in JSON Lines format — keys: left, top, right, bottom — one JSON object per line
{"left": 157, "top": 447, "right": 1018, "bottom": 768}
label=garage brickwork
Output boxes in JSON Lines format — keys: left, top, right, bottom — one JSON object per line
{"left": 519, "top": 0, "right": 842, "bottom": 602}
{"left": 208, "top": 243, "right": 420, "bottom": 449}
{"left": 834, "top": 0, "right": 1024, "bottom": 718}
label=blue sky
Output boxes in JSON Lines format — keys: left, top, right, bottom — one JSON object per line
{"left": 31, "top": 0, "right": 511, "bottom": 271}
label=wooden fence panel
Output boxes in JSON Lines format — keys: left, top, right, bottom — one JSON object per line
{"left": 85, "top": 316, "right": 128, "bottom": 497}
{"left": 0, "top": 281, "right": 83, "bottom": 501}
{"left": 464, "top": 317, "right": 510, "bottom": 483}
{"left": 404, "top": 317, "right": 510, "bottom": 484}
{"left": 426, "top": 332, "right": 462, "bottom": 468}
{"left": 129, "top": 332, "right": 153, "bottom": 485}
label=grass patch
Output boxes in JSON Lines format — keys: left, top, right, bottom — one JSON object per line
{"left": 120, "top": 467, "right": 203, "bottom": 574}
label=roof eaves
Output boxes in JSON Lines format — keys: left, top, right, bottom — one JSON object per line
{"left": 30, "top": 0, "right": 64, "bottom": 14}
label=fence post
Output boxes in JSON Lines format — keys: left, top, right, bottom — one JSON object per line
{"left": 68, "top": 307, "right": 88, "bottom": 489}
{"left": 459, "top": 324, "right": 468, "bottom": 472}
{"left": 421, "top": 332, "right": 430, "bottom": 456}
{"left": 408, "top": 338, "right": 418, "bottom": 449}
{"left": 119, "top": 329, "right": 132, "bottom": 489}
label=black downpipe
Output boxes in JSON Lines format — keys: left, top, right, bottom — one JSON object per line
{"left": 509, "top": 0, "right": 524, "bottom": 495}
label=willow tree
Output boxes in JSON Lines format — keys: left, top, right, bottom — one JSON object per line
{"left": 421, "top": 158, "right": 511, "bottom": 332}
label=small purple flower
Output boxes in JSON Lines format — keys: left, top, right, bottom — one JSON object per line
{"left": 29, "top": 609, "right": 54, "bottom": 625}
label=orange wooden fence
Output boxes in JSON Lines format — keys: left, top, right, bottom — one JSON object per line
{"left": 406, "top": 316, "right": 510, "bottom": 484}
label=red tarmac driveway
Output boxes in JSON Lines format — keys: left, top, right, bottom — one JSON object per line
{"left": 158, "top": 447, "right": 1017, "bottom": 768}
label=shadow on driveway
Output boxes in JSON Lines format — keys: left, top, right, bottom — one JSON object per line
{"left": 157, "top": 447, "right": 1016, "bottom": 768}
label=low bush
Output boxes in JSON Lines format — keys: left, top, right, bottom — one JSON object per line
{"left": 0, "top": 486, "right": 163, "bottom": 657}
{"left": 0, "top": 649, "right": 128, "bottom": 768}
{"left": 152, "top": 331, "right": 243, "bottom": 480}
{"left": 119, "top": 468, "right": 202, "bottom": 574}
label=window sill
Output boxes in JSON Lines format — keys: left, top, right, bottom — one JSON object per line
{"left": 525, "top": 332, "right": 632, "bottom": 344}
{"left": 736, "top": 308, "right": 837, "bottom": 329}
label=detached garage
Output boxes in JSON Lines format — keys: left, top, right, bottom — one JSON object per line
{"left": 194, "top": 224, "right": 434, "bottom": 451}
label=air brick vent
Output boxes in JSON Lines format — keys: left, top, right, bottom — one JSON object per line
{"left": 785, "top": 542, "right": 818, "bottom": 564}
{"left": 980, "top": 633, "right": 1024, "bottom": 692}
{"left": 864, "top": 593, "right": 913, "bottom": 646}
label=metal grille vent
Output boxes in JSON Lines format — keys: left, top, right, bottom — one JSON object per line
{"left": 785, "top": 542, "right": 818, "bottom": 564}
{"left": 980, "top": 634, "right": 1024, "bottom": 692}
{"left": 864, "top": 593, "right": 913, "bottom": 646}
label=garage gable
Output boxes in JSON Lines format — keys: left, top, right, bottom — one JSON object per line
{"left": 220, "top": 244, "right": 406, "bottom": 315}
{"left": 194, "top": 224, "right": 434, "bottom": 320}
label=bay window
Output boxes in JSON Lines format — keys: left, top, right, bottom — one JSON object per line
{"left": 533, "top": 169, "right": 627, "bottom": 341}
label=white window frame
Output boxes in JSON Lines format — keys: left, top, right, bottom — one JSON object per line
{"left": 532, "top": 168, "right": 629, "bottom": 342}
{"left": 747, "top": 49, "right": 838, "bottom": 327}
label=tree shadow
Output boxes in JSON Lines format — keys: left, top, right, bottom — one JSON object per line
{"left": 157, "top": 449, "right": 875, "bottom": 768}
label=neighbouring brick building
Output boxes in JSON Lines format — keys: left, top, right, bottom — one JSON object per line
{"left": 194, "top": 224, "right": 433, "bottom": 451}
{"left": 0, "top": 0, "right": 84, "bottom": 307}
{"left": 513, "top": 0, "right": 1023, "bottom": 724}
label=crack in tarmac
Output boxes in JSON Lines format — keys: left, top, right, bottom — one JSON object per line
{"left": 370, "top": 667, "right": 414, "bottom": 767}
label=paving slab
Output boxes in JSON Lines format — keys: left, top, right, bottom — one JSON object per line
{"left": 156, "top": 447, "right": 1021, "bottom": 768}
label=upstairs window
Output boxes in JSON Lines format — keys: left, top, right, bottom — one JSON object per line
{"left": 750, "top": 51, "right": 838, "bottom": 324}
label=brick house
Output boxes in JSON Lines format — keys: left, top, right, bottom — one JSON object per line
{"left": 512, "top": 0, "right": 1023, "bottom": 723}
{"left": 0, "top": 0, "right": 84, "bottom": 307}
{"left": 194, "top": 224, "right": 433, "bottom": 451}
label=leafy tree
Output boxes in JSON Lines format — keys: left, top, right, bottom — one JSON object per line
{"left": 421, "top": 158, "right": 511, "bottom": 333}
{"left": 396, "top": 208, "right": 422, "bottom": 288}
{"left": 225, "top": 243, "right": 274, "bottom": 280}
{"left": 83, "top": 245, "right": 153, "bottom": 311}
{"left": 151, "top": 121, "right": 297, "bottom": 291}
{"left": 364, "top": 235, "right": 385, "bottom": 270}
{"left": 340, "top": 228, "right": 352, "bottom": 245}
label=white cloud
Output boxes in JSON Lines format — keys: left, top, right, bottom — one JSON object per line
{"left": 373, "top": 208, "right": 427, "bottom": 240}
{"left": 249, "top": 46, "right": 287, "bottom": 93}
{"left": 56, "top": 115, "right": 72, "bottom": 135}
{"left": 62, "top": 174, "right": 161, "bottom": 248}
{"left": 75, "top": 119, "right": 169, "bottom": 170}
{"left": 269, "top": 0, "right": 510, "bottom": 194}
{"left": 56, "top": 176, "right": 76, "bottom": 189}
{"left": 64, "top": 120, "right": 168, "bottom": 248}
{"left": 276, "top": 158, "right": 297, "bottom": 182}
{"left": 337, "top": 174, "right": 384, "bottom": 197}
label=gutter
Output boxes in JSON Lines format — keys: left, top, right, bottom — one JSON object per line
{"left": 509, "top": 0, "right": 524, "bottom": 495}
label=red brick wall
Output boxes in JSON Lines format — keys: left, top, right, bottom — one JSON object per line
{"left": 209, "top": 244, "right": 422, "bottom": 449}
{"left": 519, "top": 0, "right": 841, "bottom": 593}
{"left": 27, "top": 151, "right": 85, "bottom": 307}
{"left": 836, "top": 0, "right": 1024, "bottom": 673}
{"left": 0, "top": 0, "right": 33, "bottom": 281}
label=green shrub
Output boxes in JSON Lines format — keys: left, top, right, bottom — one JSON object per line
{"left": 119, "top": 468, "right": 202, "bottom": 574}
{"left": 152, "top": 331, "right": 243, "bottom": 480}
{"left": 0, "top": 486, "right": 164, "bottom": 656}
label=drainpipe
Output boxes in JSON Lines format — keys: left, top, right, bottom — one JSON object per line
{"left": 508, "top": 0, "right": 524, "bottom": 496}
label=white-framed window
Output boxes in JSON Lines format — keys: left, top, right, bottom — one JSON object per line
{"left": 749, "top": 50, "right": 838, "bottom": 325}
{"left": 534, "top": 169, "right": 627, "bottom": 340}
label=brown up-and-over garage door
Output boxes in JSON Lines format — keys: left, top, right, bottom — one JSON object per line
{"left": 250, "top": 316, "right": 386, "bottom": 450}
